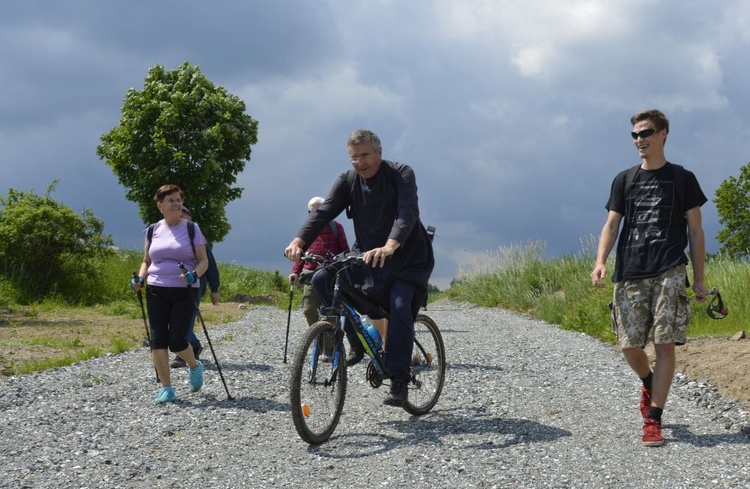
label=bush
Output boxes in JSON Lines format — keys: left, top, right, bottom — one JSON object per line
{"left": 0, "top": 181, "right": 114, "bottom": 303}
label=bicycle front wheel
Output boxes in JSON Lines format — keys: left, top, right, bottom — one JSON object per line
{"left": 289, "top": 320, "right": 347, "bottom": 444}
{"left": 403, "top": 314, "right": 445, "bottom": 415}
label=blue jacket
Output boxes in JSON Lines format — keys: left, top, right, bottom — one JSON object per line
{"left": 200, "top": 246, "right": 220, "bottom": 297}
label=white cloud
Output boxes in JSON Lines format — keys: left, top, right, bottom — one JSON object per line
{"left": 234, "top": 64, "right": 403, "bottom": 134}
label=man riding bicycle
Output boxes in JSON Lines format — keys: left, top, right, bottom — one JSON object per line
{"left": 284, "top": 129, "right": 434, "bottom": 407}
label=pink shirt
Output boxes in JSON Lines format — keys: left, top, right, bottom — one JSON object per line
{"left": 146, "top": 220, "right": 207, "bottom": 288}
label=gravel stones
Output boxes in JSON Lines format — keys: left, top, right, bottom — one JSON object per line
{"left": 1, "top": 302, "right": 748, "bottom": 488}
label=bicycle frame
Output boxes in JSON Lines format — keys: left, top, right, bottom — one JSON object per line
{"left": 315, "top": 256, "right": 389, "bottom": 378}
{"left": 309, "top": 253, "right": 434, "bottom": 381}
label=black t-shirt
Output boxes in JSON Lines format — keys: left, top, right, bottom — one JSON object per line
{"left": 606, "top": 162, "right": 707, "bottom": 282}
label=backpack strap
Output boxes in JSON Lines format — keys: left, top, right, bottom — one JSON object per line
{"left": 345, "top": 170, "right": 356, "bottom": 219}
{"left": 147, "top": 221, "right": 196, "bottom": 258}
{"left": 623, "top": 164, "right": 641, "bottom": 200}
{"left": 147, "top": 223, "right": 156, "bottom": 246}
{"left": 187, "top": 221, "right": 196, "bottom": 257}
{"left": 669, "top": 163, "right": 687, "bottom": 213}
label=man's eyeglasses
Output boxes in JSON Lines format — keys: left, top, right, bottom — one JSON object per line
{"left": 631, "top": 128, "right": 658, "bottom": 140}
{"left": 350, "top": 152, "right": 371, "bottom": 163}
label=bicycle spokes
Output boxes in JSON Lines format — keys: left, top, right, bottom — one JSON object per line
{"left": 403, "top": 314, "right": 446, "bottom": 416}
{"left": 290, "top": 321, "right": 348, "bottom": 445}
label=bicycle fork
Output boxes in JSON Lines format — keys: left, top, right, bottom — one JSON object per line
{"left": 308, "top": 315, "right": 346, "bottom": 386}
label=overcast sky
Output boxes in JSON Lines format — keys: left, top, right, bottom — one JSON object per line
{"left": 2, "top": 1, "right": 750, "bottom": 289}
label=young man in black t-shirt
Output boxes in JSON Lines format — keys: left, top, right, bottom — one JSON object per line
{"left": 591, "top": 109, "right": 710, "bottom": 447}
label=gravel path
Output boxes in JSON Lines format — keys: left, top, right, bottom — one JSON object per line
{"left": 2, "top": 301, "right": 749, "bottom": 488}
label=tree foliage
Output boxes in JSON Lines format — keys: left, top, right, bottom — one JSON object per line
{"left": 714, "top": 162, "right": 750, "bottom": 258}
{"left": 0, "top": 181, "right": 114, "bottom": 301}
{"left": 96, "top": 62, "right": 259, "bottom": 243}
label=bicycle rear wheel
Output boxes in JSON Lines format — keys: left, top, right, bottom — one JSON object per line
{"left": 289, "top": 320, "right": 347, "bottom": 444}
{"left": 403, "top": 314, "right": 445, "bottom": 415}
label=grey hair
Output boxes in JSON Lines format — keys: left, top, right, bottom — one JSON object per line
{"left": 347, "top": 129, "right": 381, "bottom": 151}
{"left": 307, "top": 196, "right": 325, "bottom": 211}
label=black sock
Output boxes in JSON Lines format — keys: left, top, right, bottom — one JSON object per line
{"left": 647, "top": 407, "right": 663, "bottom": 423}
{"left": 641, "top": 372, "right": 653, "bottom": 390}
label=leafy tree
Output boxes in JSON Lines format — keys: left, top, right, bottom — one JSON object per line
{"left": 97, "top": 62, "right": 259, "bottom": 243}
{"left": 714, "top": 162, "right": 750, "bottom": 258}
{"left": 0, "top": 181, "right": 114, "bottom": 301}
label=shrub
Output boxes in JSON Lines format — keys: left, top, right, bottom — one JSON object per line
{"left": 0, "top": 181, "right": 114, "bottom": 303}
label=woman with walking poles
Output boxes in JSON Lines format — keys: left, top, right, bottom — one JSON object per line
{"left": 130, "top": 184, "right": 208, "bottom": 404}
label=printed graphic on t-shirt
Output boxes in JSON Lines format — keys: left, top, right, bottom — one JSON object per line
{"left": 626, "top": 179, "right": 675, "bottom": 249}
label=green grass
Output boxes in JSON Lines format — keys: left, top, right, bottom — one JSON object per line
{"left": 3, "top": 239, "right": 744, "bottom": 375}
{"left": 0, "top": 248, "right": 291, "bottom": 310}
{"left": 10, "top": 347, "right": 105, "bottom": 375}
{"left": 0, "top": 249, "right": 292, "bottom": 375}
{"left": 447, "top": 238, "right": 748, "bottom": 344}
{"left": 111, "top": 337, "right": 133, "bottom": 354}
{"left": 216, "top": 261, "right": 288, "bottom": 304}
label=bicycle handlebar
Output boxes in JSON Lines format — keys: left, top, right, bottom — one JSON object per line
{"left": 301, "top": 252, "right": 365, "bottom": 266}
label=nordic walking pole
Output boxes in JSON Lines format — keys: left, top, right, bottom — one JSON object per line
{"left": 132, "top": 272, "right": 159, "bottom": 382}
{"left": 178, "top": 263, "right": 234, "bottom": 400}
{"left": 284, "top": 283, "right": 294, "bottom": 363}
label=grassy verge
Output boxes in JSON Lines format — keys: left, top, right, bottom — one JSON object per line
{"left": 0, "top": 249, "right": 291, "bottom": 376}
{"left": 446, "top": 238, "right": 749, "bottom": 344}
{"left": 4, "top": 240, "right": 743, "bottom": 375}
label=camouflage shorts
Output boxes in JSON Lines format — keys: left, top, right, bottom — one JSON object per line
{"left": 611, "top": 265, "right": 690, "bottom": 349}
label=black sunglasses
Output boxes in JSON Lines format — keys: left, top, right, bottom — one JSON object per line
{"left": 631, "top": 128, "right": 658, "bottom": 140}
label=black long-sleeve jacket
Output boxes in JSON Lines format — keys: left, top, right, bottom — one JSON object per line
{"left": 296, "top": 160, "right": 434, "bottom": 293}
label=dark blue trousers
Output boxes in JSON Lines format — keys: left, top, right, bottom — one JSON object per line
{"left": 311, "top": 268, "right": 415, "bottom": 383}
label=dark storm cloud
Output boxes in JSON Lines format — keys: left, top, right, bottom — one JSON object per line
{"left": 2, "top": 0, "right": 750, "bottom": 288}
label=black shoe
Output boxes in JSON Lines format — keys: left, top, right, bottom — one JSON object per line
{"left": 346, "top": 348, "right": 364, "bottom": 367}
{"left": 383, "top": 381, "right": 408, "bottom": 407}
{"left": 170, "top": 356, "right": 187, "bottom": 368}
{"left": 193, "top": 344, "right": 203, "bottom": 360}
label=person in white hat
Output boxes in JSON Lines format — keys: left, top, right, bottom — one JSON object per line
{"left": 288, "top": 196, "right": 350, "bottom": 326}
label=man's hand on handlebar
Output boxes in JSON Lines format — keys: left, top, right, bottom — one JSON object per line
{"left": 284, "top": 238, "right": 306, "bottom": 263}
{"left": 364, "top": 239, "right": 400, "bottom": 269}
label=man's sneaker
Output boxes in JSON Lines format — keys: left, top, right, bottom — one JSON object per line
{"left": 170, "top": 356, "right": 187, "bottom": 368}
{"left": 346, "top": 347, "right": 364, "bottom": 367}
{"left": 318, "top": 345, "right": 334, "bottom": 363}
{"left": 640, "top": 386, "right": 652, "bottom": 419}
{"left": 318, "top": 335, "right": 334, "bottom": 362}
{"left": 188, "top": 360, "right": 204, "bottom": 393}
{"left": 154, "top": 387, "right": 176, "bottom": 404}
{"left": 383, "top": 381, "right": 408, "bottom": 407}
{"left": 319, "top": 352, "right": 333, "bottom": 363}
{"left": 642, "top": 418, "right": 664, "bottom": 447}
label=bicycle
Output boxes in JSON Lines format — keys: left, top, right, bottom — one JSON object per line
{"left": 288, "top": 252, "right": 446, "bottom": 445}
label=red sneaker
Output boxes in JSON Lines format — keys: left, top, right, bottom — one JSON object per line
{"left": 642, "top": 418, "right": 664, "bottom": 447}
{"left": 640, "top": 386, "right": 652, "bottom": 418}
